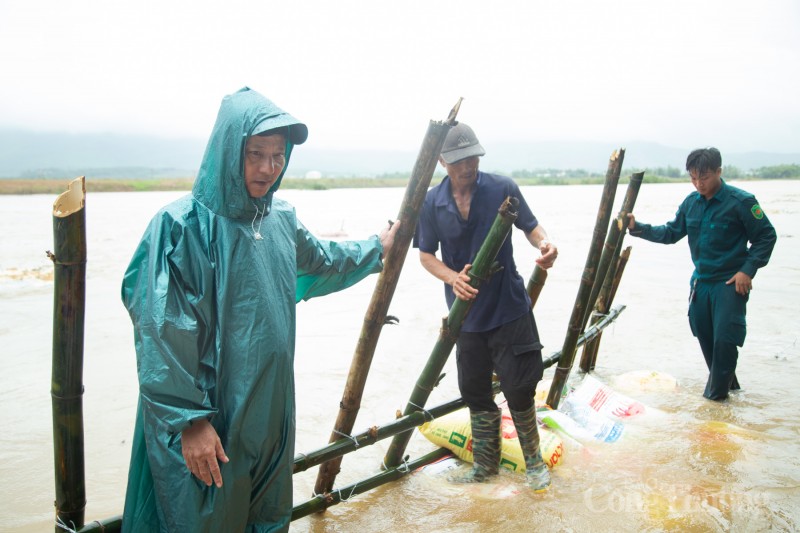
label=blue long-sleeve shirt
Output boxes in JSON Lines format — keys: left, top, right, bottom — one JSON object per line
{"left": 415, "top": 171, "right": 539, "bottom": 332}
{"left": 630, "top": 180, "right": 777, "bottom": 282}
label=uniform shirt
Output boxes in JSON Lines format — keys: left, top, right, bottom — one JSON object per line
{"left": 416, "top": 171, "right": 538, "bottom": 332}
{"left": 631, "top": 180, "right": 776, "bottom": 282}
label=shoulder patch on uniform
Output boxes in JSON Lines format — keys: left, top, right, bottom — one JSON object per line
{"left": 751, "top": 204, "right": 764, "bottom": 219}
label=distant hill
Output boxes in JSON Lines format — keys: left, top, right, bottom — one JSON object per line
{"left": 1, "top": 128, "right": 797, "bottom": 178}
{"left": 0, "top": 129, "right": 202, "bottom": 178}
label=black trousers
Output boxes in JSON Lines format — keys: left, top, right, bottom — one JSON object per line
{"left": 456, "top": 310, "right": 544, "bottom": 412}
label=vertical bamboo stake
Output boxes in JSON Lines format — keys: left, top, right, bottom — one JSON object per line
{"left": 546, "top": 150, "right": 624, "bottom": 409}
{"left": 49, "top": 176, "right": 87, "bottom": 531}
{"left": 607, "top": 246, "right": 632, "bottom": 311}
{"left": 314, "top": 100, "right": 462, "bottom": 496}
{"left": 383, "top": 197, "right": 519, "bottom": 469}
{"left": 587, "top": 246, "right": 632, "bottom": 371}
{"left": 579, "top": 171, "right": 644, "bottom": 372}
{"left": 526, "top": 264, "right": 547, "bottom": 308}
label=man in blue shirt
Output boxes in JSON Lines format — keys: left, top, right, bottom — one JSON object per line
{"left": 628, "top": 147, "right": 776, "bottom": 401}
{"left": 416, "top": 123, "right": 558, "bottom": 491}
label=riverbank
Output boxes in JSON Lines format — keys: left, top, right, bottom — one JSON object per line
{"left": 0, "top": 176, "right": 612, "bottom": 194}
{"left": 0, "top": 174, "right": 768, "bottom": 194}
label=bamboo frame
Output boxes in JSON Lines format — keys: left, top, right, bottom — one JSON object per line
{"left": 55, "top": 154, "right": 641, "bottom": 529}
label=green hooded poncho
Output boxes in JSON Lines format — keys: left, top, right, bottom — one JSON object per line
{"left": 121, "top": 87, "right": 384, "bottom": 532}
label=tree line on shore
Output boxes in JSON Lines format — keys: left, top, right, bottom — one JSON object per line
{"left": 1, "top": 164, "right": 798, "bottom": 194}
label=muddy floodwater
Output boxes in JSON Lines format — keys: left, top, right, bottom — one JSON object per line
{"left": 1, "top": 180, "right": 798, "bottom": 532}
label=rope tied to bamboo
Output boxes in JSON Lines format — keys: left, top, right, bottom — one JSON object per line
{"left": 309, "top": 489, "right": 334, "bottom": 503}
{"left": 56, "top": 516, "right": 78, "bottom": 532}
{"left": 380, "top": 455, "right": 411, "bottom": 473}
{"left": 336, "top": 481, "right": 360, "bottom": 503}
{"left": 332, "top": 429, "right": 360, "bottom": 448}
{"left": 396, "top": 456, "right": 411, "bottom": 473}
{"left": 407, "top": 401, "right": 434, "bottom": 421}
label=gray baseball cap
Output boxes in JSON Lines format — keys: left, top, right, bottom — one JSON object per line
{"left": 440, "top": 122, "right": 486, "bottom": 164}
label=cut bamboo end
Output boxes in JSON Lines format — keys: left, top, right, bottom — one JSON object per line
{"left": 53, "top": 176, "right": 86, "bottom": 218}
{"left": 445, "top": 97, "right": 463, "bottom": 125}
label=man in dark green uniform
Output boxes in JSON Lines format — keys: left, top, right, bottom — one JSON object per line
{"left": 627, "top": 147, "right": 777, "bottom": 401}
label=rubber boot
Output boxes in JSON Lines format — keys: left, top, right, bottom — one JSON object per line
{"left": 510, "top": 405, "right": 551, "bottom": 492}
{"left": 448, "top": 409, "right": 501, "bottom": 483}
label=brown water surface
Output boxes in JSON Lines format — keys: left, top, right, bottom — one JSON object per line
{"left": 1, "top": 181, "right": 798, "bottom": 532}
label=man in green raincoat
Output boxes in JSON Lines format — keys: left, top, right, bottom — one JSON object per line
{"left": 121, "top": 87, "right": 399, "bottom": 531}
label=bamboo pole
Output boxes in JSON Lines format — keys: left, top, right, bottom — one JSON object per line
{"left": 545, "top": 150, "right": 624, "bottom": 409}
{"left": 382, "top": 197, "right": 520, "bottom": 469}
{"left": 607, "top": 246, "right": 631, "bottom": 312}
{"left": 49, "top": 176, "right": 88, "bottom": 532}
{"left": 314, "top": 99, "right": 462, "bottom": 495}
{"left": 526, "top": 264, "right": 547, "bottom": 308}
{"left": 579, "top": 171, "right": 644, "bottom": 372}
{"left": 587, "top": 248, "right": 632, "bottom": 371}
{"left": 597, "top": 242, "right": 628, "bottom": 315}
{"left": 580, "top": 243, "right": 634, "bottom": 372}
{"left": 75, "top": 517, "right": 122, "bottom": 533}
{"left": 295, "top": 397, "right": 465, "bottom": 474}
{"left": 296, "top": 448, "right": 451, "bottom": 520}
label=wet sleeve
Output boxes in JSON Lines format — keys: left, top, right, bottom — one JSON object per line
{"left": 295, "top": 219, "right": 383, "bottom": 302}
{"left": 121, "top": 213, "right": 217, "bottom": 435}
{"left": 630, "top": 202, "right": 688, "bottom": 244}
{"left": 738, "top": 197, "right": 777, "bottom": 278}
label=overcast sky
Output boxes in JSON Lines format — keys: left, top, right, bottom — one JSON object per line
{"left": 1, "top": 0, "right": 798, "bottom": 154}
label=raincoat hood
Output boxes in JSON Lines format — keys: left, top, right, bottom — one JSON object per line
{"left": 192, "top": 87, "right": 308, "bottom": 220}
